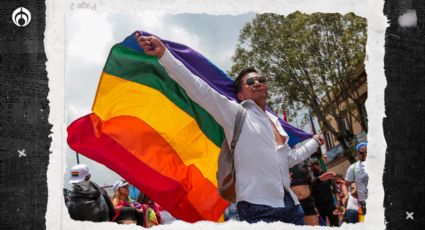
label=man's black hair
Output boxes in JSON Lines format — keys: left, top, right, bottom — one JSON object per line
{"left": 309, "top": 156, "right": 321, "bottom": 165}
{"left": 234, "top": 67, "right": 258, "bottom": 93}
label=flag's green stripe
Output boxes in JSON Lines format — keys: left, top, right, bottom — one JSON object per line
{"left": 103, "top": 44, "right": 224, "bottom": 147}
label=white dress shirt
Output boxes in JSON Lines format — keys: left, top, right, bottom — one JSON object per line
{"left": 159, "top": 49, "right": 319, "bottom": 208}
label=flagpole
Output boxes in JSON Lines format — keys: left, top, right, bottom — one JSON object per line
{"left": 309, "top": 110, "right": 317, "bottom": 135}
{"left": 75, "top": 151, "right": 80, "bottom": 164}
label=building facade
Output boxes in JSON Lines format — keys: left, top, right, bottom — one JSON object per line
{"left": 320, "top": 64, "right": 368, "bottom": 176}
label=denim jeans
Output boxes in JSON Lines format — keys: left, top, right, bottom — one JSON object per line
{"left": 345, "top": 209, "right": 359, "bottom": 223}
{"left": 237, "top": 190, "right": 305, "bottom": 225}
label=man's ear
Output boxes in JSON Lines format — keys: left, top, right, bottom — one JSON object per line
{"left": 237, "top": 91, "right": 244, "bottom": 101}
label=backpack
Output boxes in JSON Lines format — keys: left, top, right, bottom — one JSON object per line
{"left": 68, "top": 181, "right": 110, "bottom": 222}
{"left": 216, "top": 105, "right": 247, "bottom": 203}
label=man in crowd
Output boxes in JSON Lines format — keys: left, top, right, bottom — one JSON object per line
{"left": 66, "top": 164, "right": 115, "bottom": 222}
{"left": 136, "top": 33, "right": 324, "bottom": 225}
{"left": 345, "top": 142, "right": 369, "bottom": 222}
{"left": 309, "top": 158, "right": 339, "bottom": 226}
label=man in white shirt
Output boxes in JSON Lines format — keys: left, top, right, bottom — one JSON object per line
{"left": 136, "top": 33, "right": 324, "bottom": 225}
{"left": 345, "top": 142, "right": 368, "bottom": 219}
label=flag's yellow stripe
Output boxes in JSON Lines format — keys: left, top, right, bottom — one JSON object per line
{"left": 93, "top": 72, "right": 220, "bottom": 186}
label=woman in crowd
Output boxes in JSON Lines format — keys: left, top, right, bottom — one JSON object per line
{"left": 111, "top": 180, "right": 144, "bottom": 225}
{"left": 345, "top": 183, "right": 360, "bottom": 223}
{"left": 137, "top": 192, "right": 162, "bottom": 227}
{"left": 290, "top": 160, "right": 320, "bottom": 225}
{"left": 290, "top": 155, "right": 340, "bottom": 226}
{"left": 333, "top": 174, "right": 348, "bottom": 224}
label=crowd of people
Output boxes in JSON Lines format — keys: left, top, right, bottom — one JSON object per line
{"left": 295, "top": 141, "right": 368, "bottom": 226}
{"left": 65, "top": 164, "right": 174, "bottom": 227}
{"left": 223, "top": 142, "right": 369, "bottom": 226}
{"left": 65, "top": 146, "right": 368, "bottom": 227}
{"left": 65, "top": 33, "right": 369, "bottom": 227}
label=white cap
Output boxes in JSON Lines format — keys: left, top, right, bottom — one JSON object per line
{"left": 69, "top": 164, "right": 90, "bottom": 184}
{"left": 112, "top": 179, "right": 129, "bottom": 192}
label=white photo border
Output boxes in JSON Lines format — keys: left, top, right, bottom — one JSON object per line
{"left": 45, "top": 0, "right": 387, "bottom": 229}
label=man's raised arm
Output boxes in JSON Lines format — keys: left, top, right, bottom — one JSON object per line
{"left": 136, "top": 33, "right": 239, "bottom": 134}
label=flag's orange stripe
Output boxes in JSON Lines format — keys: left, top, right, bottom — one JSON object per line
{"left": 80, "top": 113, "right": 227, "bottom": 220}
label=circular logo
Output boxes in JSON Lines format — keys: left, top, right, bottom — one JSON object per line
{"left": 12, "top": 7, "right": 31, "bottom": 27}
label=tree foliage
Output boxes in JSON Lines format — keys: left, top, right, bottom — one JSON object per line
{"left": 229, "top": 12, "right": 367, "bottom": 151}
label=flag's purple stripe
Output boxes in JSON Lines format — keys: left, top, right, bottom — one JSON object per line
{"left": 142, "top": 31, "right": 237, "bottom": 100}
{"left": 277, "top": 116, "right": 312, "bottom": 146}
{"left": 120, "top": 31, "right": 312, "bottom": 146}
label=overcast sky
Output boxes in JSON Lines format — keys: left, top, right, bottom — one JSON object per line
{"left": 64, "top": 11, "right": 256, "bottom": 188}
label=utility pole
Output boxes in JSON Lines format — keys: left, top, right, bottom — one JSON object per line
{"left": 294, "top": 114, "right": 300, "bottom": 129}
{"left": 309, "top": 110, "right": 327, "bottom": 171}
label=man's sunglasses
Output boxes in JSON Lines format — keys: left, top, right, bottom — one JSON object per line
{"left": 358, "top": 151, "right": 367, "bottom": 155}
{"left": 245, "top": 76, "right": 267, "bottom": 86}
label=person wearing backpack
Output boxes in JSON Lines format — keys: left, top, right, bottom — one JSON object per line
{"left": 66, "top": 164, "right": 115, "bottom": 222}
{"left": 136, "top": 34, "right": 324, "bottom": 225}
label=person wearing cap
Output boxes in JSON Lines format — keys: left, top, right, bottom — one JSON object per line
{"left": 111, "top": 179, "right": 144, "bottom": 225}
{"left": 345, "top": 141, "right": 369, "bottom": 222}
{"left": 67, "top": 164, "right": 115, "bottom": 222}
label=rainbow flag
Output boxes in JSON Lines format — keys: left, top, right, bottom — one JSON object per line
{"left": 67, "top": 31, "right": 312, "bottom": 222}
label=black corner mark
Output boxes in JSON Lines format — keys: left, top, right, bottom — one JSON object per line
{"left": 0, "top": 0, "right": 50, "bottom": 229}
